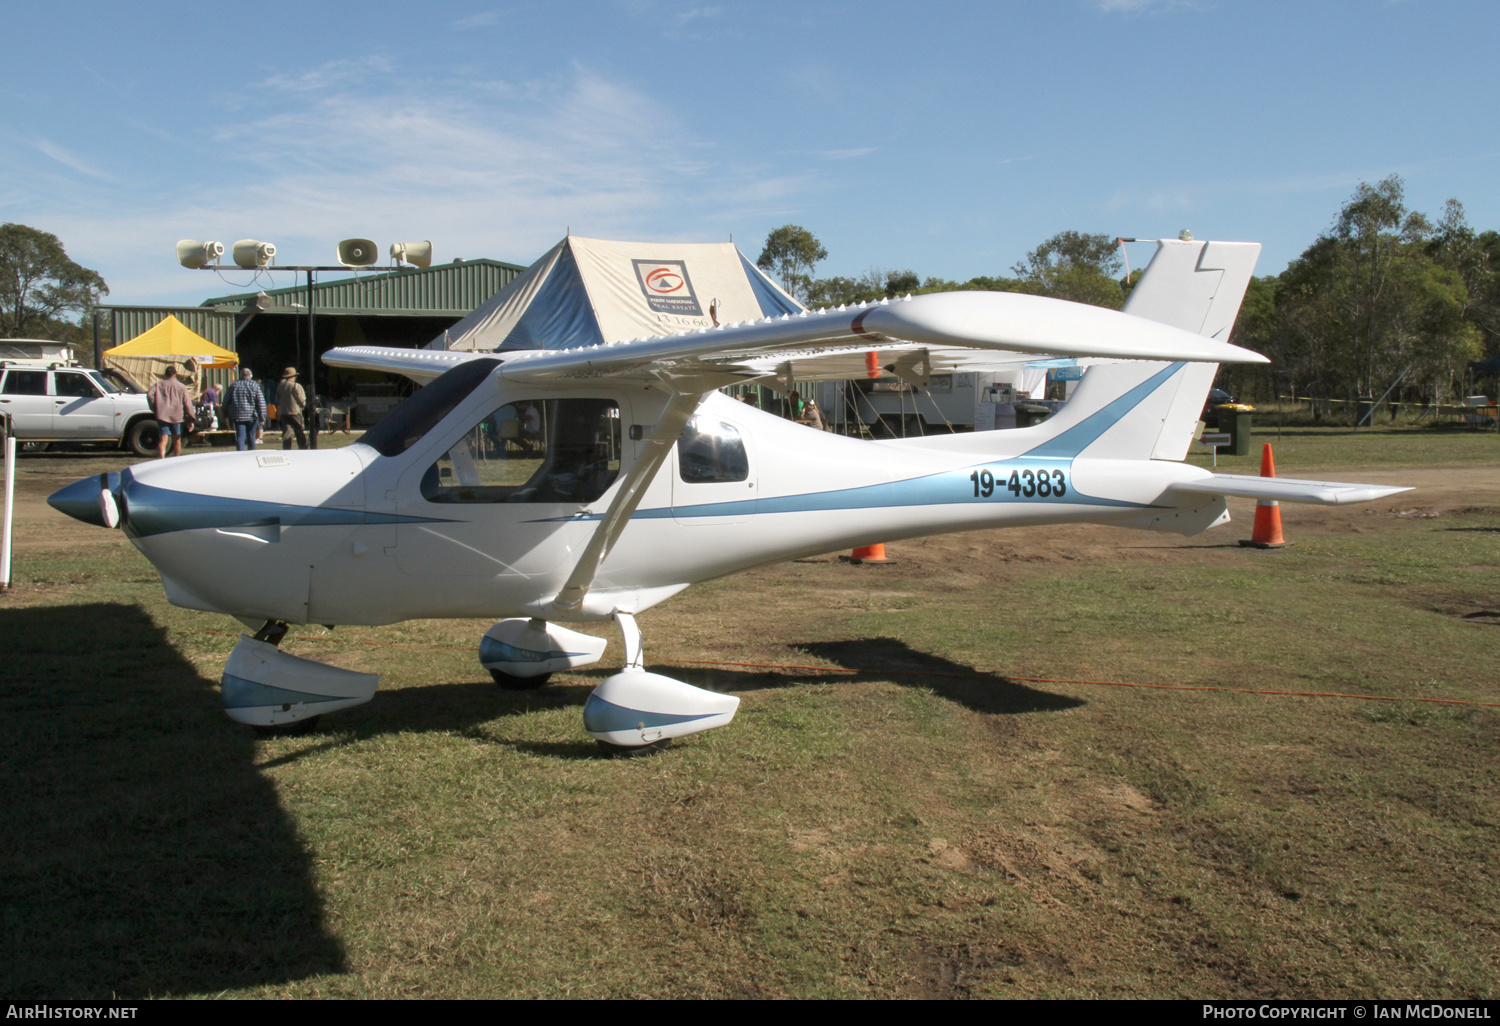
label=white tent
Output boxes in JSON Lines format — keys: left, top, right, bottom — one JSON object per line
{"left": 433, "top": 236, "right": 804, "bottom": 352}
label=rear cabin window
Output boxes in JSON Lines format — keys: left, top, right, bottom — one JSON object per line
{"left": 2, "top": 370, "right": 47, "bottom": 396}
{"left": 54, "top": 372, "right": 100, "bottom": 398}
{"left": 678, "top": 416, "right": 748, "bottom": 483}
{"left": 421, "top": 398, "right": 621, "bottom": 504}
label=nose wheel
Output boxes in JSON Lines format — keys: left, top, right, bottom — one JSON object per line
{"left": 252, "top": 716, "right": 322, "bottom": 738}
{"left": 223, "top": 620, "right": 378, "bottom": 735}
{"left": 249, "top": 622, "right": 317, "bottom": 736}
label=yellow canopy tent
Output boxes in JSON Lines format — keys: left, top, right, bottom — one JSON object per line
{"left": 103, "top": 315, "right": 238, "bottom": 394}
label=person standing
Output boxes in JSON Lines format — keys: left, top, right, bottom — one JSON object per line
{"left": 201, "top": 381, "right": 221, "bottom": 430}
{"left": 799, "top": 398, "right": 825, "bottom": 431}
{"left": 146, "top": 365, "right": 192, "bottom": 459}
{"left": 275, "top": 366, "right": 308, "bottom": 449}
{"left": 224, "top": 366, "right": 267, "bottom": 451}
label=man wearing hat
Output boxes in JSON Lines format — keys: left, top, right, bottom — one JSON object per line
{"left": 276, "top": 366, "right": 308, "bottom": 450}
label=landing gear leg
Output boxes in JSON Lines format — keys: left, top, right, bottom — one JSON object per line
{"left": 593, "top": 611, "right": 665, "bottom": 756}
{"left": 254, "top": 619, "right": 290, "bottom": 646}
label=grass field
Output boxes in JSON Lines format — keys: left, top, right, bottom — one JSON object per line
{"left": 2, "top": 428, "right": 1498, "bottom": 998}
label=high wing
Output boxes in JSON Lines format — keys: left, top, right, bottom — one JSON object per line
{"left": 322, "top": 346, "right": 479, "bottom": 385}
{"left": 323, "top": 289, "right": 1268, "bottom": 389}
{"left": 496, "top": 290, "right": 1266, "bottom": 388}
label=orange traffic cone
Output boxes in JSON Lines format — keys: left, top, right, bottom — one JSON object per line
{"left": 1239, "top": 443, "right": 1288, "bottom": 549}
{"left": 848, "top": 543, "right": 894, "bottom": 564}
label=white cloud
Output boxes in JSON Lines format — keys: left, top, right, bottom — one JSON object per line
{"left": 1104, "top": 171, "right": 1379, "bottom": 216}
{"left": 1089, "top": 0, "right": 1210, "bottom": 13}
{"left": 451, "top": 10, "right": 503, "bottom": 28}
{"left": 33, "top": 138, "right": 117, "bottom": 182}
{"left": 814, "top": 147, "right": 877, "bottom": 161}
{"left": 12, "top": 59, "right": 809, "bottom": 305}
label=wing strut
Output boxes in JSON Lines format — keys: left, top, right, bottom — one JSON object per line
{"left": 551, "top": 388, "right": 707, "bottom": 613}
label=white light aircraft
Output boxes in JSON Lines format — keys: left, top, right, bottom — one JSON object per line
{"left": 50, "top": 238, "right": 1408, "bottom": 750}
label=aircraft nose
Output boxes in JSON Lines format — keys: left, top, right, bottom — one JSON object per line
{"left": 48, "top": 472, "right": 123, "bottom": 529}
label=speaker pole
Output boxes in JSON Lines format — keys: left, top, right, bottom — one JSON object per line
{"left": 307, "top": 269, "right": 319, "bottom": 450}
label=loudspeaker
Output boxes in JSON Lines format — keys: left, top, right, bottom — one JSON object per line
{"left": 336, "top": 238, "right": 379, "bottom": 268}
{"left": 390, "top": 240, "right": 432, "bottom": 269}
{"left": 231, "top": 239, "right": 276, "bottom": 269}
{"left": 176, "top": 240, "right": 224, "bottom": 269}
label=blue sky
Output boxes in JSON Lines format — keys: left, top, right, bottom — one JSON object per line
{"left": 2, "top": 1, "right": 1496, "bottom": 309}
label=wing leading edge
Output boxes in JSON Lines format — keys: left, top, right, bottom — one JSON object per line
{"left": 324, "top": 289, "right": 1269, "bottom": 388}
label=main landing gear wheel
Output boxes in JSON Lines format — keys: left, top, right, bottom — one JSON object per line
{"left": 251, "top": 715, "right": 322, "bottom": 737}
{"left": 18, "top": 440, "right": 49, "bottom": 454}
{"left": 489, "top": 669, "right": 552, "bottom": 690}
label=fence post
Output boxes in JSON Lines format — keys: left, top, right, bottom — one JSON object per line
{"left": 1, "top": 412, "right": 14, "bottom": 592}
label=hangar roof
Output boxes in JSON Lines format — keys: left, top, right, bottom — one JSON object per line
{"left": 200, "top": 258, "right": 526, "bottom": 319}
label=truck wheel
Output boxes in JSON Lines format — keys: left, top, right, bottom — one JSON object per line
{"left": 126, "top": 419, "right": 160, "bottom": 457}
{"left": 18, "top": 440, "right": 49, "bottom": 454}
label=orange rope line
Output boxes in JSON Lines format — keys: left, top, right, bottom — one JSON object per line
{"left": 176, "top": 628, "right": 1500, "bottom": 709}
{"left": 678, "top": 659, "right": 1500, "bottom": 707}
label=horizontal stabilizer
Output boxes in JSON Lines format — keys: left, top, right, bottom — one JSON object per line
{"left": 1169, "top": 474, "right": 1411, "bottom": 506}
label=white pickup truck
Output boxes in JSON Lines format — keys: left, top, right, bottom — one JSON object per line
{"left": 0, "top": 340, "right": 160, "bottom": 456}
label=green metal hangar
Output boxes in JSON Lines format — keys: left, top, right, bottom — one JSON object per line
{"left": 105, "top": 257, "right": 523, "bottom": 417}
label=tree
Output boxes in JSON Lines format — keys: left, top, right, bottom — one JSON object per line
{"left": 1271, "top": 176, "right": 1477, "bottom": 411}
{"left": 0, "top": 224, "right": 108, "bottom": 338}
{"left": 804, "top": 267, "right": 928, "bottom": 307}
{"left": 1428, "top": 199, "right": 1500, "bottom": 357}
{"left": 757, "top": 225, "right": 827, "bottom": 302}
{"left": 1010, "top": 230, "right": 1128, "bottom": 309}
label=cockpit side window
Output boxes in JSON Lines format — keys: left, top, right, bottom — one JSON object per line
{"left": 678, "top": 416, "right": 748, "bottom": 483}
{"left": 421, "top": 398, "right": 621, "bottom": 504}
{"left": 361, "top": 357, "right": 501, "bottom": 458}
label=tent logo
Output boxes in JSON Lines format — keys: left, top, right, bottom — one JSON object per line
{"left": 633, "top": 259, "right": 703, "bottom": 316}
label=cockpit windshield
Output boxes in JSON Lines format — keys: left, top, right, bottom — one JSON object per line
{"left": 360, "top": 358, "right": 501, "bottom": 458}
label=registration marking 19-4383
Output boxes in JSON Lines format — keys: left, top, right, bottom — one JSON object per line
{"left": 969, "top": 467, "right": 1068, "bottom": 499}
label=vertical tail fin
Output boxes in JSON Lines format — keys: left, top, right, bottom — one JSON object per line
{"left": 1123, "top": 238, "right": 1261, "bottom": 339}
{"left": 1016, "top": 239, "right": 1261, "bottom": 462}
{"left": 1099, "top": 238, "right": 1261, "bottom": 460}
{"left": 892, "top": 239, "right": 1263, "bottom": 463}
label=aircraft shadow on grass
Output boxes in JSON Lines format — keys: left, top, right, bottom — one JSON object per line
{"left": 0, "top": 603, "right": 345, "bottom": 999}
{"left": 315, "top": 635, "right": 1084, "bottom": 761}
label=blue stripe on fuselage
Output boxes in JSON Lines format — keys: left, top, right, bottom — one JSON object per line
{"left": 120, "top": 480, "right": 454, "bottom": 538}
{"left": 1020, "top": 362, "right": 1184, "bottom": 460}
{"left": 528, "top": 367, "right": 1187, "bottom": 524}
